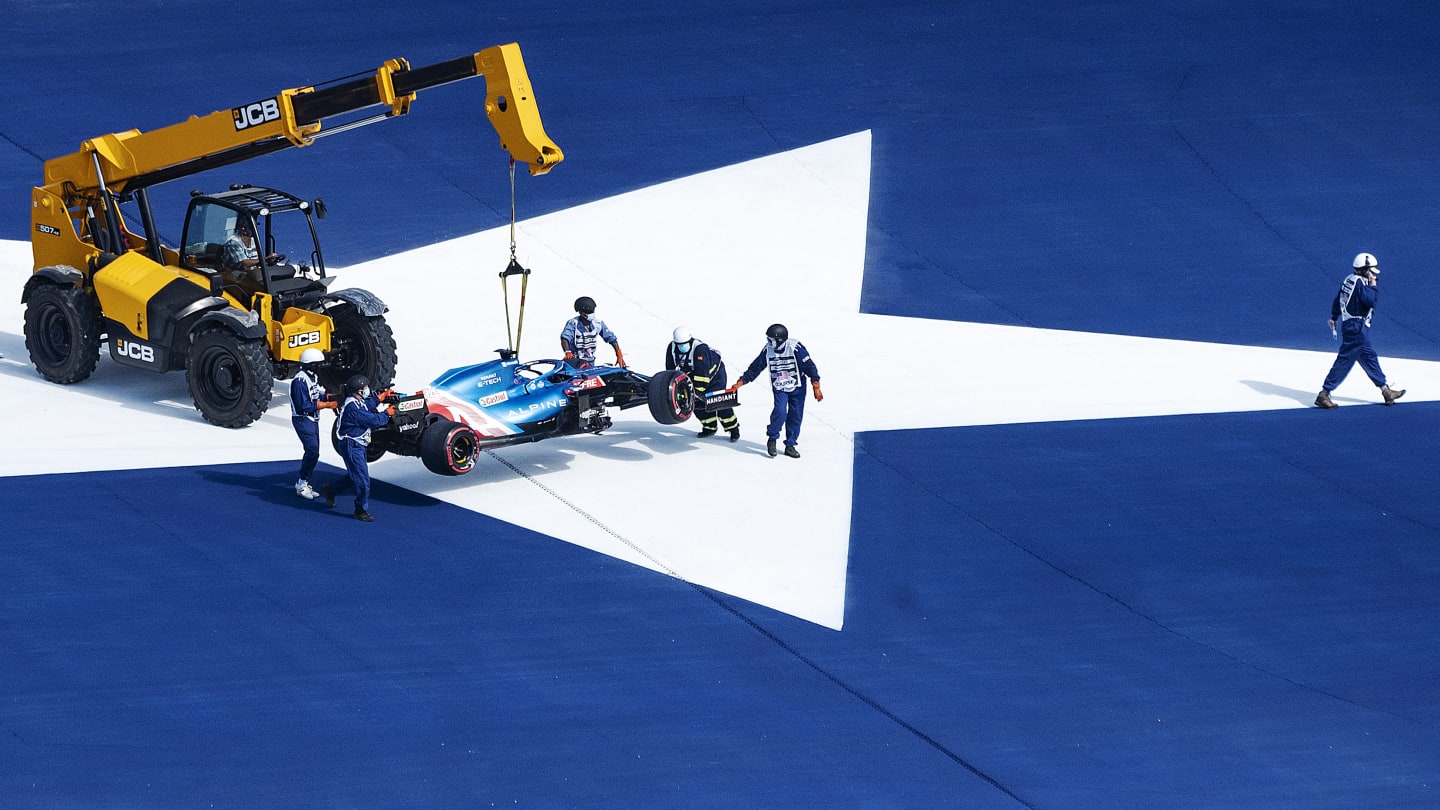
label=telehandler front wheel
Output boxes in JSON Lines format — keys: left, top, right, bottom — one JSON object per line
{"left": 186, "top": 326, "right": 274, "bottom": 428}
{"left": 24, "top": 283, "right": 102, "bottom": 384}
{"left": 320, "top": 309, "right": 397, "bottom": 394}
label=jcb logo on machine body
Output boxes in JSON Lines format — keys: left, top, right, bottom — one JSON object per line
{"left": 288, "top": 331, "right": 323, "bottom": 348}
{"left": 233, "top": 98, "right": 281, "bottom": 131}
{"left": 115, "top": 339, "right": 155, "bottom": 363}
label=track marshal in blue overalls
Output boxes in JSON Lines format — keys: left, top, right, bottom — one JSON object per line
{"left": 323, "top": 374, "right": 393, "bottom": 522}
{"left": 289, "top": 348, "right": 337, "bottom": 500}
{"left": 1315, "top": 252, "right": 1405, "bottom": 409}
{"left": 731, "top": 323, "right": 823, "bottom": 458}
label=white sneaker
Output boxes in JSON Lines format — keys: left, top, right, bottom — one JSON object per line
{"left": 296, "top": 480, "right": 319, "bottom": 500}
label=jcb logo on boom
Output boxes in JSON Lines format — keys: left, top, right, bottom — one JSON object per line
{"left": 288, "top": 331, "right": 323, "bottom": 348}
{"left": 233, "top": 98, "right": 281, "bottom": 131}
{"left": 116, "top": 339, "right": 154, "bottom": 363}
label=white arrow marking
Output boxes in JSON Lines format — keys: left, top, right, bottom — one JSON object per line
{"left": 4, "top": 131, "right": 1440, "bottom": 629}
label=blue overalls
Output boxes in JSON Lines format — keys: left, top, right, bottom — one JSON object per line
{"left": 331, "top": 394, "right": 391, "bottom": 512}
{"left": 740, "top": 339, "right": 821, "bottom": 447}
{"left": 1322, "top": 273, "right": 1388, "bottom": 392}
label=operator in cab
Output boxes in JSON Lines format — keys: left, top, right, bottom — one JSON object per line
{"left": 223, "top": 219, "right": 283, "bottom": 286}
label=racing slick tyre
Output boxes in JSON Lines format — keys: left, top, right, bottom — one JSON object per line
{"left": 646, "top": 369, "right": 695, "bottom": 426}
{"left": 186, "top": 326, "right": 274, "bottom": 428}
{"left": 420, "top": 418, "right": 480, "bottom": 476}
{"left": 320, "top": 308, "right": 397, "bottom": 394}
{"left": 331, "top": 418, "right": 387, "bottom": 463}
{"left": 23, "top": 283, "right": 102, "bottom": 384}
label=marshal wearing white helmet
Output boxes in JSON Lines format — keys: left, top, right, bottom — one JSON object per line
{"left": 289, "top": 347, "right": 338, "bottom": 499}
{"left": 1315, "top": 252, "right": 1405, "bottom": 409}
{"left": 666, "top": 326, "right": 740, "bottom": 441}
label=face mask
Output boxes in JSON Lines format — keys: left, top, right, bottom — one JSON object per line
{"left": 674, "top": 341, "right": 691, "bottom": 354}
{"left": 361, "top": 387, "right": 371, "bottom": 399}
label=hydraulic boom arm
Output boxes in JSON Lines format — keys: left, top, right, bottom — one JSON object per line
{"left": 40, "top": 42, "right": 562, "bottom": 197}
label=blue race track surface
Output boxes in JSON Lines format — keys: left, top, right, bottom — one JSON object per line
{"left": 3, "top": 2, "right": 1440, "bottom": 807}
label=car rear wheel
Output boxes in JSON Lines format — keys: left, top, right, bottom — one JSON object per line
{"left": 420, "top": 418, "right": 480, "bottom": 476}
{"left": 331, "top": 415, "right": 387, "bottom": 463}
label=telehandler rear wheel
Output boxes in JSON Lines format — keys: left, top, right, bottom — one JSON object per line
{"left": 24, "top": 283, "right": 102, "bottom": 384}
{"left": 186, "top": 326, "right": 274, "bottom": 428}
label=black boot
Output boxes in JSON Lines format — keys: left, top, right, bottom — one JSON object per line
{"left": 323, "top": 484, "right": 336, "bottom": 506}
{"left": 783, "top": 445, "right": 801, "bottom": 458}
{"left": 354, "top": 508, "right": 374, "bottom": 522}
{"left": 767, "top": 439, "right": 777, "bottom": 457}
{"left": 697, "top": 426, "right": 717, "bottom": 438}
{"left": 729, "top": 427, "right": 741, "bottom": 443}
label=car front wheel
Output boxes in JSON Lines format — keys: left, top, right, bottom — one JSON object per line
{"left": 646, "top": 369, "right": 695, "bottom": 425}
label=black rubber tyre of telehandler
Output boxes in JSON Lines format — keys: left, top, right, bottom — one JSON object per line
{"left": 420, "top": 418, "right": 480, "bottom": 476}
{"left": 646, "top": 369, "right": 695, "bottom": 425}
{"left": 186, "top": 325, "right": 274, "bottom": 428}
{"left": 24, "top": 283, "right": 102, "bottom": 384}
{"left": 319, "top": 308, "right": 397, "bottom": 394}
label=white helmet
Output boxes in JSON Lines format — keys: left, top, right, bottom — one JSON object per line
{"left": 672, "top": 326, "right": 692, "bottom": 345}
{"left": 300, "top": 348, "right": 325, "bottom": 366}
{"left": 1353, "top": 252, "right": 1379, "bottom": 271}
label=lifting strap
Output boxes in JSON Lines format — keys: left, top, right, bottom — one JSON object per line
{"left": 499, "top": 156, "right": 531, "bottom": 358}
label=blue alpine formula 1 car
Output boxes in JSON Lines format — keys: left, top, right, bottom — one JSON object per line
{"left": 347, "top": 352, "right": 698, "bottom": 476}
